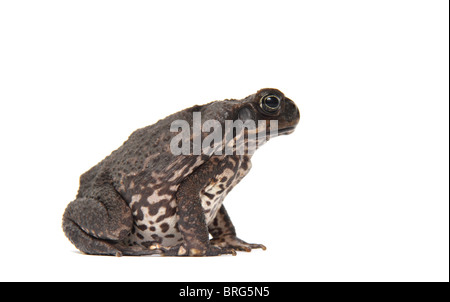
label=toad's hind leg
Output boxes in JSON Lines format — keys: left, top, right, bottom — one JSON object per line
{"left": 63, "top": 198, "right": 121, "bottom": 255}
{"left": 62, "top": 174, "right": 160, "bottom": 256}
{"left": 63, "top": 196, "right": 163, "bottom": 256}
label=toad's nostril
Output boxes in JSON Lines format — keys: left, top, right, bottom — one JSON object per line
{"left": 284, "top": 98, "right": 300, "bottom": 123}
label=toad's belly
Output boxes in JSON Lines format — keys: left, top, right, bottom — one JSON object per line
{"left": 125, "top": 191, "right": 183, "bottom": 247}
{"left": 125, "top": 185, "right": 229, "bottom": 247}
{"left": 125, "top": 191, "right": 227, "bottom": 247}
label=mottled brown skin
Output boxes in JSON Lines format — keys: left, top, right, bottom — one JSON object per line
{"left": 62, "top": 88, "right": 300, "bottom": 256}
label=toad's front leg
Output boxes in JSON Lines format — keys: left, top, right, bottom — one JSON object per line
{"left": 165, "top": 160, "right": 236, "bottom": 257}
{"left": 209, "top": 205, "right": 266, "bottom": 252}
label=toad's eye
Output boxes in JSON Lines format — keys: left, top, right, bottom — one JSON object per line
{"left": 260, "top": 95, "right": 281, "bottom": 113}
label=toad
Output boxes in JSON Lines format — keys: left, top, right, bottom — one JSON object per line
{"left": 62, "top": 88, "right": 300, "bottom": 256}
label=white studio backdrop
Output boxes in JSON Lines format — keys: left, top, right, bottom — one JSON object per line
{"left": 0, "top": 1, "right": 448, "bottom": 282}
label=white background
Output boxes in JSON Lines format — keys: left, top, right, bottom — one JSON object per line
{"left": 0, "top": 1, "right": 448, "bottom": 282}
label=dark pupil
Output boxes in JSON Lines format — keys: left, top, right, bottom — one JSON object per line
{"left": 264, "top": 96, "right": 279, "bottom": 109}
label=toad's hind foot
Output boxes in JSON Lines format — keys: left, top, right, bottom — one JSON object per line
{"left": 157, "top": 243, "right": 237, "bottom": 257}
{"left": 210, "top": 235, "right": 266, "bottom": 252}
{"left": 113, "top": 243, "right": 164, "bottom": 256}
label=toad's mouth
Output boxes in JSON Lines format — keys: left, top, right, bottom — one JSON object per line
{"left": 266, "top": 126, "right": 296, "bottom": 136}
{"left": 278, "top": 126, "right": 296, "bottom": 135}
{"left": 240, "top": 125, "right": 297, "bottom": 141}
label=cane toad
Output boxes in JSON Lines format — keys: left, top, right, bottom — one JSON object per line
{"left": 62, "top": 88, "right": 300, "bottom": 256}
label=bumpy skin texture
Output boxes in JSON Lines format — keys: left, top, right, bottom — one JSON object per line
{"left": 62, "top": 88, "right": 300, "bottom": 256}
